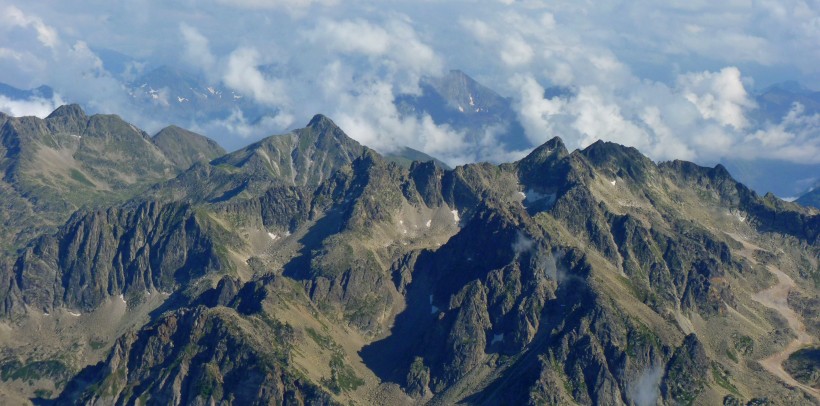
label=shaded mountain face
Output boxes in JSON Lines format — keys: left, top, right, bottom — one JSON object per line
{"left": 0, "top": 82, "right": 54, "bottom": 101}
{"left": 0, "top": 111, "right": 818, "bottom": 405}
{"left": 754, "top": 82, "right": 820, "bottom": 124}
{"left": 128, "top": 66, "right": 251, "bottom": 116}
{"left": 396, "top": 69, "right": 530, "bottom": 156}
{"left": 0, "top": 104, "right": 223, "bottom": 252}
{"left": 797, "top": 183, "right": 820, "bottom": 209}
{"left": 126, "top": 65, "right": 282, "bottom": 144}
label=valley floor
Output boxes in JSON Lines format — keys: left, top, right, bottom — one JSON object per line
{"left": 753, "top": 265, "right": 820, "bottom": 402}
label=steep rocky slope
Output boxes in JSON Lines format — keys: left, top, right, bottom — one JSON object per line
{"left": 0, "top": 110, "right": 817, "bottom": 405}
{"left": 0, "top": 105, "right": 223, "bottom": 253}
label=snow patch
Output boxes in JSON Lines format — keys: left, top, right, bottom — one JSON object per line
{"left": 207, "top": 86, "right": 217, "bottom": 95}
{"left": 610, "top": 179, "right": 617, "bottom": 186}
{"left": 67, "top": 311, "right": 81, "bottom": 317}
{"left": 284, "top": 231, "right": 291, "bottom": 237}
{"left": 399, "top": 220, "right": 404, "bottom": 225}
{"left": 119, "top": 294, "right": 126, "bottom": 304}
{"left": 517, "top": 191, "right": 526, "bottom": 199}
{"left": 43, "top": 312, "right": 50, "bottom": 316}
{"left": 177, "top": 96, "right": 188, "bottom": 103}
{"left": 469, "top": 94, "right": 475, "bottom": 107}
{"left": 729, "top": 209, "right": 747, "bottom": 222}
{"left": 458, "top": 105, "right": 464, "bottom": 113}
{"left": 451, "top": 209, "right": 460, "bottom": 223}
{"left": 491, "top": 333, "right": 504, "bottom": 344}
{"left": 267, "top": 232, "right": 278, "bottom": 240}
{"left": 426, "top": 219, "right": 432, "bottom": 228}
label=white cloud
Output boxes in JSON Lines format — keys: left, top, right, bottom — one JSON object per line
{"left": 306, "top": 17, "right": 443, "bottom": 94}
{"left": 196, "top": 107, "right": 294, "bottom": 139}
{"left": 1, "top": 5, "right": 59, "bottom": 48}
{"left": 179, "top": 23, "right": 216, "bottom": 71}
{"left": 222, "top": 47, "right": 289, "bottom": 107}
{"left": 677, "top": 67, "right": 755, "bottom": 130}
{"left": 509, "top": 74, "right": 566, "bottom": 145}
{"left": 0, "top": 0, "right": 817, "bottom": 167}
{"left": 743, "top": 103, "right": 820, "bottom": 163}
{"left": 332, "top": 81, "right": 474, "bottom": 165}
{"left": 500, "top": 35, "right": 534, "bottom": 67}
{"left": 306, "top": 19, "right": 390, "bottom": 56}
{"left": 627, "top": 365, "right": 663, "bottom": 406}
{"left": 0, "top": 94, "right": 64, "bottom": 118}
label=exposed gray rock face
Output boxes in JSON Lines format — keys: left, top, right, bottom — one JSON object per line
{"left": 8, "top": 201, "right": 223, "bottom": 315}
{"left": 56, "top": 306, "right": 336, "bottom": 405}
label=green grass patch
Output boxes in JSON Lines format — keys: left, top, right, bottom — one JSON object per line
{"left": 322, "top": 353, "right": 364, "bottom": 394}
{"left": 69, "top": 168, "right": 95, "bottom": 187}
{"left": 711, "top": 363, "right": 739, "bottom": 395}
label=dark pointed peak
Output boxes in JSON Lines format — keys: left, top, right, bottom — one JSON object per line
{"left": 46, "top": 104, "right": 87, "bottom": 120}
{"left": 519, "top": 136, "right": 568, "bottom": 165}
{"left": 711, "top": 163, "right": 732, "bottom": 179}
{"left": 579, "top": 139, "right": 655, "bottom": 182}
{"left": 580, "top": 139, "right": 648, "bottom": 164}
{"left": 307, "top": 114, "right": 336, "bottom": 129}
{"left": 302, "top": 114, "right": 362, "bottom": 148}
{"left": 534, "top": 136, "right": 567, "bottom": 155}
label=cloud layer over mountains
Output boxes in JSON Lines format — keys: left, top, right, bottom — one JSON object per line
{"left": 0, "top": 0, "right": 818, "bottom": 166}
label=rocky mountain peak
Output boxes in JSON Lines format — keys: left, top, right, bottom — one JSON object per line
{"left": 307, "top": 113, "right": 335, "bottom": 129}
{"left": 580, "top": 139, "right": 654, "bottom": 182}
{"left": 520, "top": 136, "right": 568, "bottom": 164}
{"left": 46, "top": 103, "right": 87, "bottom": 121}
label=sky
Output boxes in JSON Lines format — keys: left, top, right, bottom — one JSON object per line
{"left": 0, "top": 0, "right": 818, "bottom": 168}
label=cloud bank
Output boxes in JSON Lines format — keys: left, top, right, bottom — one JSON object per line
{"left": 0, "top": 0, "right": 817, "bottom": 167}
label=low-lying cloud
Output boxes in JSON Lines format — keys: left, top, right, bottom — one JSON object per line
{"left": 0, "top": 94, "right": 64, "bottom": 118}
{"left": 627, "top": 365, "right": 664, "bottom": 406}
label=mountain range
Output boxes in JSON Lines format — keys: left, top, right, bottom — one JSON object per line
{"left": 0, "top": 105, "right": 817, "bottom": 405}
{"left": 1, "top": 67, "right": 817, "bottom": 201}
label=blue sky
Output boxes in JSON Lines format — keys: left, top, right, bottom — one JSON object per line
{"left": 0, "top": 0, "right": 818, "bottom": 165}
